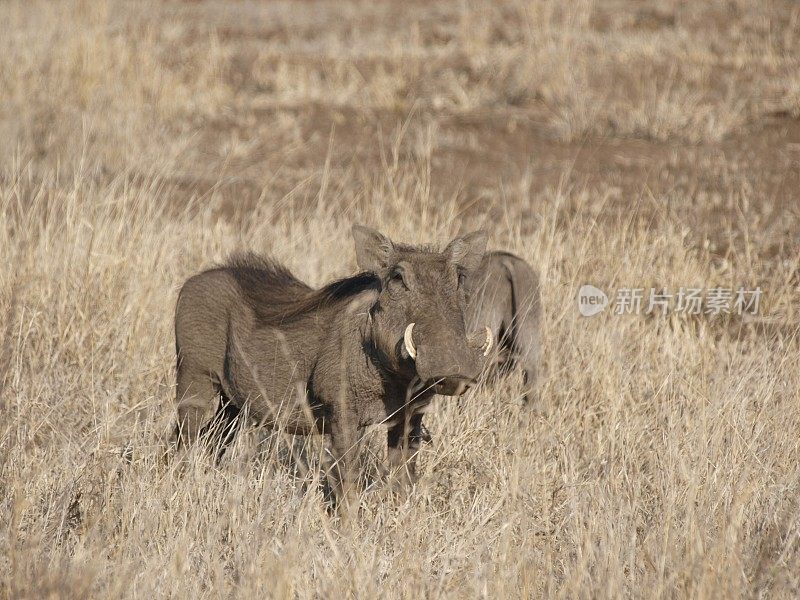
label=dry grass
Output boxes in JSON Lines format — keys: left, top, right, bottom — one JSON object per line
{"left": 2, "top": 0, "right": 800, "bottom": 597}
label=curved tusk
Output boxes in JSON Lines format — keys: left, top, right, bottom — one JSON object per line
{"left": 482, "top": 326, "right": 493, "bottom": 357}
{"left": 404, "top": 322, "right": 417, "bottom": 359}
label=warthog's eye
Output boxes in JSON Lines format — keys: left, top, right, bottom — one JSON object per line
{"left": 457, "top": 271, "right": 467, "bottom": 289}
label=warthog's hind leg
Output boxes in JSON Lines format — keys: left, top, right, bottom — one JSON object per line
{"left": 199, "top": 396, "right": 242, "bottom": 460}
{"left": 174, "top": 365, "right": 219, "bottom": 449}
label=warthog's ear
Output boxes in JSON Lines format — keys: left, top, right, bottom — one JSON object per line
{"left": 352, "top": 224, "right": 395, "bottom": 273}
{"left": 445, "top": 230, "right": 487, "bottom": 272}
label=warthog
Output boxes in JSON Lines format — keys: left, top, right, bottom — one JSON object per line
{"left": 173, "top": 225, "right": 493, "bottom": 505}
{"left": 409, "top": 251, "right": 541, "bottom": 446}
{"left": 465, "top": 251, "right": 541, "bottom": 405}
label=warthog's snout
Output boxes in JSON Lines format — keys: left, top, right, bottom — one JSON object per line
{"left": 403, "top": 322, "right": 483, "bottom": 396}
{"left": 428, "top": 374, "right": 476, "bottom": 396}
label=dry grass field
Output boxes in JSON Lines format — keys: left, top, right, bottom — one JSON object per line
{"left": 2, "top": 0, "right": 800, "bottom": 597}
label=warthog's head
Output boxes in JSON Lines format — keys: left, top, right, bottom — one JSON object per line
{"left": 353, "top": 225, "right": 492, "bottom": 396}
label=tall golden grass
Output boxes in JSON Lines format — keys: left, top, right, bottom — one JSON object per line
{"left": 2, "top": 0, "right": 799, "bottom": 597}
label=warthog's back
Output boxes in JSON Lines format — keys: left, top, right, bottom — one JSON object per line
{"left": 176, "top": 255, "right": 313, "bottom": 354}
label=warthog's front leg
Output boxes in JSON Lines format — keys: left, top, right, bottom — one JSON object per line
{"left": 325, "top": 418, "right": 360, "bottom": 513}
{"left": 386, "top": 412, "right": 427, "bottom": 489}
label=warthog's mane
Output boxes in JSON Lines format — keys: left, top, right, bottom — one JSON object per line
{"left": 224, "top": 253, "right": 380, "bottom": 325}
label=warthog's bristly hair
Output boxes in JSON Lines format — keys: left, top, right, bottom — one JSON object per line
{"left": 223, "top": 253, "right": 380, "bottom": 326}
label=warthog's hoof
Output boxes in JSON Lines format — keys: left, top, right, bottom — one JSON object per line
{"left": 412, "top": 422, "right": 432, "bottom": 444}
